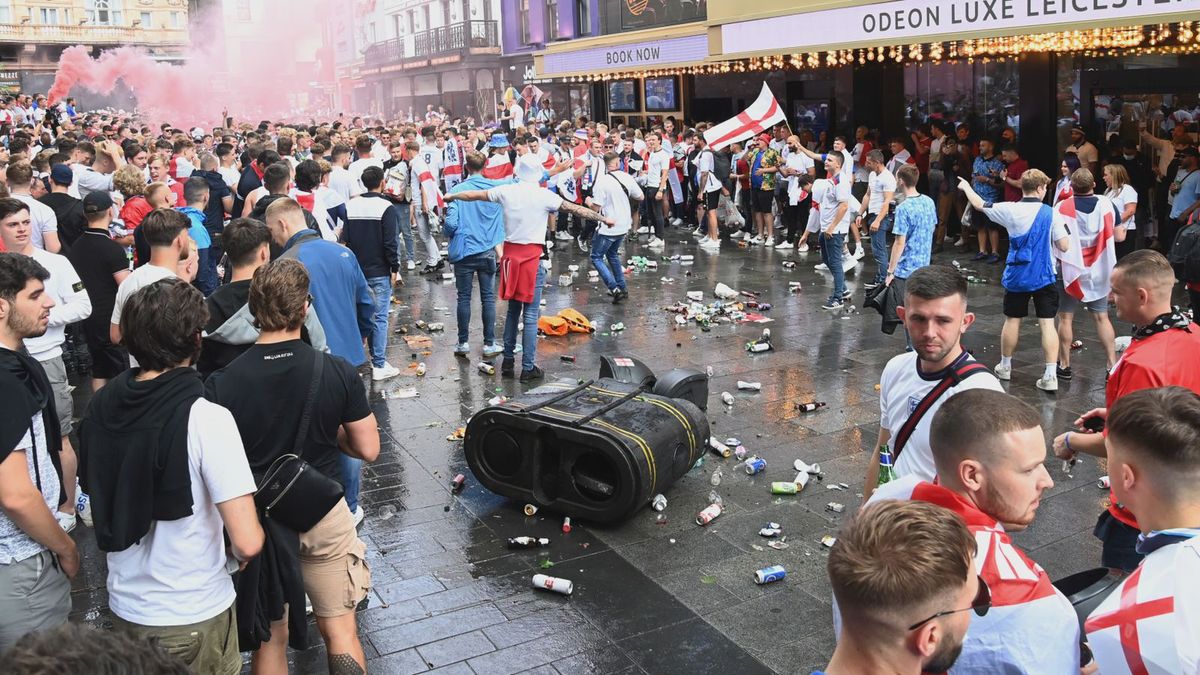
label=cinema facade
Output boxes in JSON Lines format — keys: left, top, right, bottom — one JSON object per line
{"left": 528, "top": 0, "right": 1200, "bottom": 172}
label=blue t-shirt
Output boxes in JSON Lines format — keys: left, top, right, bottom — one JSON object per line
{"left": 750, "top": 151, "right": 765, "bottom": 190}
{"left": 1169, "top": 167, "right": 1200, "bottom": 220}
{"left": 892, "top": 194, "right": 936, "bottom": 279}
{"left": 971, "top": 154, "right": 1004, "bottom": 203}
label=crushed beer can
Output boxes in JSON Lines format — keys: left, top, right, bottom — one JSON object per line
{"left": 696, "top": 503, "right": 723, "bottom": 526}
{"left": 523, "top": 503, "right": 539, "bottom": 516}
{"left": 744, "top": 457, "right": 767, "bottom": 475}
{"left": 1097, "top": 476, "right": 1110, "bottom": 489}
{"left": 651, "top": 494, "right": 667, "bottom": 511}
{"left": 770, "top": 482, "right": 799, "bottom": 495}
{"left": 826, "top": 502, "right": 845, "bottom": 513}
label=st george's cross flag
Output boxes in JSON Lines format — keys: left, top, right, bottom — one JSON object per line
{"left": 482, "top": 153, "right": 513, "bottom": 180}
{"left": 704, "top": 83, "right": 786, "bottom": 151}
{"left": 410, "top": 154, "right": 445, "bottom": 210}
{"left": 1085, "top": 532, "right": 1200, "bottom": 675}
{"left": 1053, "top": 194, "right": 1119, "bottom": 302}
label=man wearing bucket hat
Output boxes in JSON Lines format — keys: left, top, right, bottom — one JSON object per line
{"left": 444, "top": 154, "right": 611, "bottom": 382}
{"left": 482, "top": 133, "right": 514, "bottom": 180}
{"left": 850, "top": 388, "right": 1080, "bottom": 673}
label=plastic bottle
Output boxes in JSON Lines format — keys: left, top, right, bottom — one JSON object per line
{"left": 710, "top": 467, "right": 723, "bottom": 486}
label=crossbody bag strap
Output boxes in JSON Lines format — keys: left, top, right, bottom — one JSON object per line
{"left": 893, "top": 361, "right": 991, "bottom": 459}
{"left": 291, "top": 354, "right": 324, "bottom": 460}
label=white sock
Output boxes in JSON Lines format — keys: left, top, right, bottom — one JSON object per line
{"left": 999, "top": 356, "right": 1013, "bottom": 369}
{"left": 1044, "top": 363, "right": 1057, "bottom": 379}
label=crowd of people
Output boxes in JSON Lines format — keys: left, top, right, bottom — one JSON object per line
{"left": 0, "top": 92, "right": 1197, "bottom": 674}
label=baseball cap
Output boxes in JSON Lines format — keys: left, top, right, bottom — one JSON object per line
{"left": 82, "top": 191, "right": 113, "bottom": 214}
{"left": 1178, "top": 146, "right": 1199, "bottom": 159}
{"left": 49, "top": 163, "right": 73, "bottom": 186}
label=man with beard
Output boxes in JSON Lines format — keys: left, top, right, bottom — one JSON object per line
{"left": 856, "top": 388, "right": 1080, "bottom": 674}
{"left": 866, "top": 265, "right": 1002, "bottom": 490}
{"left": 820, "top": 500, "right": 979, "bottom": 675}
{"left": 0, "top": 252, "right": 78, "bottom": 651}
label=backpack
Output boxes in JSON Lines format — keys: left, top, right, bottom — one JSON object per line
{"left": 1168, "top": 219, "right": 1200, "bottom": 282}
{"left": 712, "top": 150, "right": 732, "bottom": 189}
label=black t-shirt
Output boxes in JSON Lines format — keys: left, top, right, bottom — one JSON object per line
{"left": 40, "top": 193, "right": 87, "bottom": 250}
{"left": 66, "top": 229, "right": 128, "bottom": 335}
{"left": 204, "top": 340, "right": 371, "bottom": 479}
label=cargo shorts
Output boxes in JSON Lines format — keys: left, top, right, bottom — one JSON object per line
{"left": 299, "top": 498, "right": 371, "bottom": 618}
{"left": 112, "top": 603, "right": 241, "bottom": 675}
{"left": 40, "top": 356, "right": 73, "bottom": 436}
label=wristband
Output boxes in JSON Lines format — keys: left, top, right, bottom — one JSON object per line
{"left": 1064, "top": 432, "right": 1073, "bottom": 455}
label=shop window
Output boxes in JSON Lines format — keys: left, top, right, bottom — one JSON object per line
{"left": 568, "top": 84, "right": 591, "bottom": 122}
{"left": 903, "top": 59, "right": 1019, "bottom": 139}
{"left": 1056, "top": 54, "right": 1080, "bottom": 159}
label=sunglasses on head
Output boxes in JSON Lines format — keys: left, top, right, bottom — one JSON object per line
{"left": 907, "top": 575, "right": 991, "bottom": 631}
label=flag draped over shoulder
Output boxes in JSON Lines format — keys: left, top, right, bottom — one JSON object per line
{"left": 703, "top": 83, "right": 786, "bottom": 151}
{"left": 1053, "top": 196, "right": 1118, "bottom": 302}
{"left": 410, "top": 154, "right": 445, "bottom": 209}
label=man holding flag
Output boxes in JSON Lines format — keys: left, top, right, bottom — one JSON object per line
{"left": 1053, "top": 168, "right": 1125, "bottom": 378}
{"left": 407, "top": 139, "right": 446, "bottom": 275}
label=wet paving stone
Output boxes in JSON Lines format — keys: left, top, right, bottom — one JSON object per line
{"left": 68, "top": 234, "right": 1140, "bottom": 673}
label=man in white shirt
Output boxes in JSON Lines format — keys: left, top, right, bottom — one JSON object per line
{"left": 693, "top": 136, "right": 727, "bottom": 250}
{"left": 587, "top": 152, "right": 644, "bottom": 302}
{"left": 79, "top": 276, "right": 262, "bottom": 675}
{"left": 817, "top": 153, "right": 856, "bottom": 310}
{"left": 869, "top": 264, "right": 1003, "bottom": 487}
{"left": 776, "top": 135, "right": 815, "bottom": 250}
{"left": 858, "top": 150, "right": 897, "bottom": 290}
{"left": 0, "top": 252, "right": 79, "bottom": 651}
{"left": 0, "top": 199, "right": 90, "bottom": 533}
{"left": 69, "top": 140, "right": 124, "bottom": 200}
{"left": 347, "top": 135, "right": 383, "bottom": 198}
{"left": 327, "top": 145, "right": 355, "bottom": 203}
{"left": 8, "top": 162, "right": 59, "bottom": 253}
{"left": 640, "top": 132, "right": 672, "bottom": 246}
{"left": 110, "top": 209, "right": 190, "bottom": 353}
{"left": 444, "top": 155, "right": 611, "bottom": 381}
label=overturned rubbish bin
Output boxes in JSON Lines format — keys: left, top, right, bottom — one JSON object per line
{"left": 465, "top": 377, "right": 710, "bottom": 523}
{"left": 1053, "top": 567, "right": 1126, "bottom": 631}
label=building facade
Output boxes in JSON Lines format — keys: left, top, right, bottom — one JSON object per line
{"left": 0, "top": 0, "right": 188, "bottom": 101}
{"left": 353, "top": 0, "right": 504, "bottom": 121}
{"left": 526, "top": 0, "right": 1200, "bottom": 176}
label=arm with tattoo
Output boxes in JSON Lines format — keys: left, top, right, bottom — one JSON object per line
{"left": 560, "top": 199, "right": 613, "bottom": 225}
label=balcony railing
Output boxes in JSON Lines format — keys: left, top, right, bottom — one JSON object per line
{"left": 0, "top": 23, "right": 189, "bottom": 45}
{"left": 364, "top": 20, "right": 498, "bottom": 68}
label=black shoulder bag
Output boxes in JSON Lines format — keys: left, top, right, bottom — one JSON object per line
{"left": 892, "top": 360, "right": 992, "bottom": 460}
{"left": 255, "top": 355, "right": 345, "bottom": 532}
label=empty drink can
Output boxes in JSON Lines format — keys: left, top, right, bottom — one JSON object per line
{"left": 754, "top": 565, "right": 786, "bottom": 585}
{"left": 744, "top": 457, "right": 767, "bottom": 475}
{"left": 696, "top": 503, "right": 723, "bottom": 526}
{"left": 770, "top": 482, "right": 799, "bottom": 495}
{"left": 478, "top": 362, "right": 496, "bottom": 375}
{"left": 532, "top": 574, "right": 574, "bottom": 595}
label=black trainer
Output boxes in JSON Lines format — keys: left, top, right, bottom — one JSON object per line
{"left": 519, "top": 365, "right": 544, "bottom": 383}
{"left": 501, "top": 358, "right": 515, "bottom": 378}
{"left": 1056, "top": 364, "right": 1073, "bottom": 380}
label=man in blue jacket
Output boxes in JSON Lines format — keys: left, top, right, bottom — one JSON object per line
{"left": 343, "top": 166, "right": 402, "bottom": 381}
{"left": 177, "top": 177, "right": 217, "bottom": 296}
{"left": 264, "top": 197, "right": 373, "bottom": 525}
{"left": 445, "top": 152, "right": 507, "bottom": 358}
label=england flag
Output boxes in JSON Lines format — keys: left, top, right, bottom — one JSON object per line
{"left": 703, "top": 82, "right": 786, "bottom": 151}
{"left": 1053, "top": 195, "right": 1119, "bottom": 302}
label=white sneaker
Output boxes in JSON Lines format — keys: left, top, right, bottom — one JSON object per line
{"left": 750, "top": 235, "right": 764, "bottom": 245}
{"left": 698, "top": 236, "right": 712, "bottom": 245}
{"left": 815, "top": 262, "right": 829, "bottom": 271}
{"left": 764, "top": 237, "right": 775, "bottom": 247}
{"left": 774, "top": 241, "right": 794, "bottom": 250}
{"left": 730, "top": 231, "right": 746, "bottom": 240}
{"left": 692, "top": 227, "right": 705, "bottom": 238}
{"left": 545, "top": 240, "right": 555, "bottom": 250}
{"left": 556, "top": 230, "right": 572, "bottom": 241}
{"left": 406, "top": 260, "right": 416, "bottom": 271}
{"left": 853, "top": 247, "right": 865, "bottom": 260}
{"left": 76, "top": 490, "right": 92, "bottom": 527}
{"left": 372, "top": 363, "right": 401, "bottom": 381}
{"left": 843, "top": 257, "right": 858, "bottom": 273}
{"left": 482, "top": 343, "right": 504, "bottom": 357}
{"left": 798, "top": 242, "right": 810, "bottom": 253}
{"left": 670, "top": 217, "right": 683, "bottom": 226}
{"left": 647, "top": 236, "right": 665, "bottom": 248}
{"left": 700, "top": 238, "right": 720, "bottom": 250}
{"left": 994, "top": 364, "right": 1012, "bottom": 381}
{"left": 636, "top": 226, "right": 649, "bottom": 235}
{"left": 954, "top": 237, "right": 966, "bottom": 247}
{"left": 1036, "top": 375, "right": 1059, "bottom": 392}
{"left": 351, "top": 506, "right": 365, "bottom": 527}
{"left": 56, "top": 511, "right": 76, "bottom": 533}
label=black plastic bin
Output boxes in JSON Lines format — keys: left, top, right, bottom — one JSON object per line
{"left": 465, "top": 378, "right": 709, "bottom": 523}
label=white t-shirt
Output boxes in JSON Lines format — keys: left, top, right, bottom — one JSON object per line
{"left": 418, "top": 143, "right": 443, "bottom": 181}
{"left": 347, "top": 157, "right": 384, "bottom": 197}
{"left": 851, "top": 142, "right": 871, "bottom": 182}
{"left": 591, "top": 171, "right": 639, "bottom": 236}
{"left": 983, "top": 200, "right": 1069, "bottom": 240}
{"left": 112, "top": 264, "right": 177, "bottom": 366}
{"left": 1106, "top": 183, "right": 1138, "bottom": 230}
{"left": 885, "top": 149, "right": 913, "bottom": 176}
{"left": 487, "top": 183, "right": 563, "bottom": 244}
{"left": 866, "top": 168, "right": 897, "bottom": 214}
{"left": 328, "top": 166, "right": 354, "bottom": 203}
{"left": 14, "top": 194, "right": 58, "bottom": 251}
{"left": 0, "top": 405, "right": 58, "bottom": 564}
{"left": 24, "top": 247, "right": 92, "bottom": 362}
{"left": 72, "top": 165, "right": 115, "bottom": 200}
{"left": 646, "top": 149, "right": 671, "bottom": 189}
{"left": 784, "top": 153, "right": 814, "bottom": 205}
{"left": 817, "top": 178, "right": 855, "bottom": 234}
{"left": 694, "top": 150, "right": 723, "bottom": 193}
{"left": 217, "top": 166, "right": 239, "bottom": 190}
{"left": 106, "top": 399, "right": 256, "bottom": 626}
{"left": 507, "top": 104, "right": 525, "bottom": 126}
{"left": 879, "top": 351, "right": 1004, "bottom": 480}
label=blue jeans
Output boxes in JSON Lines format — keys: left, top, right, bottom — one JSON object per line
{"left": 868, "top": 212, "right": 893, "bottom": 283}
{"left": 454, "top": 250, "right": 497, "bottom": 345}
{"left": 394, "top": 202, "right": 416, "bottom": 263}
{"left": 821, "top": 232, "right": 846, "bottom": 301}
{"left": 366, "top": 276, "right": 392, "bottom": 368}
{"left": 339, "top": 454, "right": 362, "bottom": 514}
{"left": 590, "top": 233, "right": 626, "bottom": 292}
{"left": 503, "top": 262, "right": 545, "bottom": 372}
